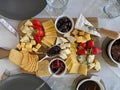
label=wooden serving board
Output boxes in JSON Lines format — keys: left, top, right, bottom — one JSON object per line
{"left": 0, "top": 17, "right": 98, "bottom": 59}
{"left": 0, "top": 17, "right": 99, "bottom": 76}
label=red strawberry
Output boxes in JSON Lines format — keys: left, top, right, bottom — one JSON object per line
{"left": 79, "top": 42, "right": 86, "bottom": 49}
{"left": 32, "top": 25, "right": 42, "bottom": 30}
{"left": 38, "top": 29, "right": 45, "bottom": 37}
{"left": 34, "top": 29, "right": 45, "bottom": 37}
{"left": 33, "top": 34, "right": 42, "bottom": 43}
{"left": 32, "top": 19, "right": 42, "bottom": 27}
{"left": 86, "top": 40, "right": 94, "bottom": 49}
{"left": 91, "top": 47, "right": 102, "bottom": 54}
{"left": 77, "top": 49, "right": 87, "bottom": 55}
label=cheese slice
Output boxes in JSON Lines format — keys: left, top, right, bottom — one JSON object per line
{"left": 42, "top": 39, "right": 52, "bottom": 47}
{"left": 69, "top": 63, "right": 80, "bottom": 73}
{"left": 44, "top": 27, "right": 56, "bottom": 32}
{"left": 45, "top": 32, "right": 57, "bottom": 36}
{"left": 43, "top": 36, "right": 56, "bottom": 45}
{"left": 42, "top": 19, "right": 54, "bottom": 30}
{"left": 78, "top": 63, "right": 87, "bottom": 76}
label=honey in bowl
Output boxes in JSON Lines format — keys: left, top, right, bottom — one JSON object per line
{"left": 50, "top": 59, "right": 66, "bottom": 75}
{"left": 78, "top": 80, "right": 100, "bottom": 90}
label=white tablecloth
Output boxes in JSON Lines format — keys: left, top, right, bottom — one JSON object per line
{"left": 1, "top": 0, "right": 120, "bottom": 90}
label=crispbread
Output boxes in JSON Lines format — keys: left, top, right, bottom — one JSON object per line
{"left": 36, "top": 60, "right": 50, "bottom": 76}
{"left": 9, "top": 49, "right": 23, "bottom": 65}
{"left": 21, "top": 51, "right": 29, "bottom": 65}
{"left": 20, "top": 53, "right": 38, "bottom": 72}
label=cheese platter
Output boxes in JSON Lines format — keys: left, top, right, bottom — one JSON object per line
{"left": 0, "top": 16, "right": 102, "bottom": 77}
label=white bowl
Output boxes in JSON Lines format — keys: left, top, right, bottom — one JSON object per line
{"left": 108, "top": 38, "right": 120, "bottom": 66}
{"left": 76, "top": 76, "right": 105, "bottom": 90}
{"left": 48, "top": 58, "right": 67, "bottom": 77}
{"left": 55, "top": 15, "right": 74, "bottom": 34}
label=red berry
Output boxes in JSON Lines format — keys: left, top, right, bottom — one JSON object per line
{"left": 32, "top": 25, "right": 42, "bottom": 30}
{"left": 32, "top": 19, "right": 42, "bottom": 27}
{"left": 91, "top": 47, "right": 102, "bottom": 54}
{"left": 33, "top": 34, "right": 42, "bottom": 43}
{"left": 79, "top": 42, "right": 86, "bottom": 49}
{"left": 77, "top": 49, "right": 87, "bottom": 55}
{"left": 86, "top": 40, "right": 94, "bottom": 49}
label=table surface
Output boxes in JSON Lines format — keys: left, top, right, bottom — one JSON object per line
{"left": 1, "top": 0, "right": 120, "bottom": 90}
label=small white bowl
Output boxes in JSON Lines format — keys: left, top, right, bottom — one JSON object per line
{"left": 48, "top": 58, "right": 67, "bottom": 77}
{"left": 76, "top": 76, "right": 105, "bottom": 90}
{"left": 108, "top": 38, "right": 120, "bottom": 66}
{"left": 55, "top": 15, "right": 74, "bottom": 34}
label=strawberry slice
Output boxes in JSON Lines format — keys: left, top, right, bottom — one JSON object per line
{"left": 77, "top": 49, "right": 87, "bottom": 55}
{"left": 91, "top": 47, "right": 102, "bottom": 54}
{"left": 86, "top": 40, "right": 94, "bottom": 49}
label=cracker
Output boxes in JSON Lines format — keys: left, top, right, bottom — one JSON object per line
{"left": 9, "top": 49, "right": 23, "bottom": 65}
{"left": 36, "top": 60, "right": 50, "bottom": 76}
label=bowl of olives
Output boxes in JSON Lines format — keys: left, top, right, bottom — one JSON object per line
{"left": 55, "top": 15, "right": 74, "bottom": 34}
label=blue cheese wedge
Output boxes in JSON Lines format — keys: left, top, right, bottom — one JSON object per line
{"left": 75, "top": 14, "right": 101, "bottom": 37}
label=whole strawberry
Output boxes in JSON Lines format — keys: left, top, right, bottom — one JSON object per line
{"left": 91, "top": 47, "right": 102, "bottom": 55}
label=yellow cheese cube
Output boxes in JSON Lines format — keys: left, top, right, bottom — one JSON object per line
{"left": 17, "top": 43, "right": 22, "bottom": 50}
{"left": 84, "top": 33, "right": 91, "bottom": 41}
{"left": 72, "top": 29, "right": 79, "bottom": 36}
{"left": 76, "top": 36, "right": 87, "bottom": 43}
{"left": 32, "top": 47, "right": 38, "bottom": 52}
{"left": 21, "top": 43, "right": 25, "bottom": 48}
{"left": 35, "top": 43, "right": 41, "bottom": 49}
{"left": 25, "top": 43, "right": 32, "bottom": 49}
{"left": 24, "top": 20, "right": 33, "bottom": 26}
{"left": 79, "top": 31, "right": 85, "bottom": 35}
{"left": 31, "top": 40, "right": 36, "bottom": 45}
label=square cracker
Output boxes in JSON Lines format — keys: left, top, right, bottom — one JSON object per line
{"left": 36, "top": 60, "right": 50, "bottom": 76}
{"left": 9, "top": 49, "right": 23, "bottom": 65}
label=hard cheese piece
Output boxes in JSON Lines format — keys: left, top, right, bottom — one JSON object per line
{"left": 69, "top": 63, "right": 81, "bottom": 73}
{"left": 42, "top": 19, "right": 54, "bottom": 30}
{"left": 43, "top": 36, "right": 56, "bottom": 46}
{"left": 9, "top": 49, "right": 23, "bottom": 65}
{"left": 78, "top": 63, "right": 87, "bottom": 76}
